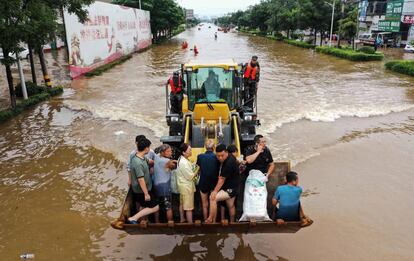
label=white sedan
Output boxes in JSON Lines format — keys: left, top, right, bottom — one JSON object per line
{"left": 404, "top": 44, "right": 414, "bottom": 53}
{"left": 0, "top": 48, "right": 30, "bottom": 60}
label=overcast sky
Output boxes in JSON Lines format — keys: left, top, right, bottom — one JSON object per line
{"left": 176, "top": 0, "right": 262, "bottom": 17}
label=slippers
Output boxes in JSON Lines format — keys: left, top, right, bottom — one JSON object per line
{"left": 300, "top": 217, "right": 313, "bottom": 227}
{"left": 126, "top": 219, "right": 138, "bottom": 225}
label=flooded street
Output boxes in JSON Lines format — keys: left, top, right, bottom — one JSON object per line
{"left": 1, "top": 25, "right": 414, "bottom": 260}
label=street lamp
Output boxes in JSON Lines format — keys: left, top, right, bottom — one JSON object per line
{"left": 325, "top": 0, "right": 336, "bottom": 47}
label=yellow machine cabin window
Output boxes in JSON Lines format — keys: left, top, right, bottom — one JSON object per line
{"left": 187, "top": 67, "right": 235, "bottom": 110}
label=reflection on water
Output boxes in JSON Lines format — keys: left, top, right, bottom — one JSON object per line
{"left": 0, "top": 102, "right": 125, "bottom": 260}
{"left": 151, "top": 234, "right": 285, "bottom": 261}
{"left": 95, "top": 229, "right": 287, "bottom": 261}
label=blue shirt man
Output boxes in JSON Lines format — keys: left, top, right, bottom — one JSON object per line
{"left": 196, "top": 139, "right": 219, "bottom": 221}
{"left": 196, "top": 150, "right": 219, "bottom": 193}
{"left": 272, "top": 171, "right": 302, "bottom": 221}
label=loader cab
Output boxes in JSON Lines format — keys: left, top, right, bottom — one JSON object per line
{"left": 162, "top": 60, "right": 259, "bottom": 160}
{"left": 184, "top": 66, "right": 238, "bottom": 111}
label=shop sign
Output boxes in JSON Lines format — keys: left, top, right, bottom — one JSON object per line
{"left": 386, "top": 0, "right": 404, "bottom": 19}
{"left": 378, "top": 0, "right": 404, "bottom": 32}
{"left": 378, "top": 20, "right": 401, "bottom": 32}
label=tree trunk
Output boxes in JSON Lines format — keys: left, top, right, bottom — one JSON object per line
{"left": 37, "top": 46, "right": 52, "bottom": 88}
{"left": 320, "top": 31, "right": 323, "bottom": 46}
{"left": 2, "top": 48, "right": 16, "bottom": 109}
{"left": 28, "top": 43, "right": 37, "bottom": 85}
{"left": 314, "top": 30, "right": 317, "bottom": 45}
{"left": 60, "top": 6, "right": 70, "bottom": 62}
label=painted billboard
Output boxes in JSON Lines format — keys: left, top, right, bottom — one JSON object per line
{"left": 63, "top": 2, "right": 151, "bottom": 78}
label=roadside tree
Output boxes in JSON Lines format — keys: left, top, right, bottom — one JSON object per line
{"left": 0, "top": 0, "right": 93, "bottom": 108}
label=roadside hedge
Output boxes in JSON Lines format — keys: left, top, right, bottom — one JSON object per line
{"left": 315, "top": 46, "right": 384, "bottom": 61}
{"left": 265, "top": 35, "right": 315, "bottom": 49}
{"left": 84, "top": 54, "right": 133, "bottom": 77}
{"left": 239, "top": 28, "right": 267, "bottom": 36}
{"left": 357, "top": 46, "right": 376, "bottom": 54}
{"left": 0, "top": 86, "right": 63, "bottom": 123}
{"left": 172, "top": 24, "right": 185, "bottom": 36}
{"left": 385, "top": 60, "right": 414, "bottom": 77}
{"left": 15, "top": 81, "right": 46, "bottom": 97}
{"left": 266, "top": 35, "right": 285, "bottom": 41}
{"left": 283, "top": 39, "right": 316, "bottom": 49}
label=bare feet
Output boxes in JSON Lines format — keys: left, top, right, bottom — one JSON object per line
{"left": 276, "top": 219, "right": 285, "bottom": 225}
{"left": 204, "top": 218, "right": 213, "bottom": 223}
{"left": 180, "top": 219, "right": 187, "bottom": 223}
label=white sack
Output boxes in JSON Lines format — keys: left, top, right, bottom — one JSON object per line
{"left": 239, "top": 169, "right": 271, "bottom": 222}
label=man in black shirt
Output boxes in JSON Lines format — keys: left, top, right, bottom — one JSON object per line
{"left": 205, "top": 144, "right": 240, "bottom": 223}
{"left": 244, "top": 135, "right": 275, "bottom": 178}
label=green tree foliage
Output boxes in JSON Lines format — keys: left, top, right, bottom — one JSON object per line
{"left": 0, "top": 0, "right": 93, "bottom": 108}
{"left": 187, "top": 17, "right": 201, "bottom": 27}
{"left": 218, "top": 0, "right": 354, "bottom": 44}
{"left": 249, "top": 1, "right": 271, "bottom": 33}
{"left": 217, "top": 9, "right": 252, "bottom": 28}
{"left": 296, "top": 0, "right": 333, "bottom": 34}
{"left": 0, "top": 0, "right": 93, "bottom": 64}
{"left": 267, "top": 0, "right": 300, "bottom": 38}
{"left": 339, "top": 6, "right": 357, "bottom": 40}
{"left": 112, "top": 0, "right": 185, "bottom": 42}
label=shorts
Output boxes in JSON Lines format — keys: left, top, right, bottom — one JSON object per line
{"left": 198, "top": 182, "right": 215, "bottom": 194}
{"left": 199, "top": 187, "right": 211, "bottom": 194}
{"left": 157, "top": 196, "right": 172, "bottom": 210}
{"left": 276, "top": 203, "right": 300, "bottom": 221}
{"left": 134, "top": 192, "right": 158, "bottom": 208}
{"left": 223, "top": 188, "right": 238, "bottom": 198}
{"left": 218, "top": 200, "right": 227, "bottom": 208}
{"left": 179, "top": 192, "right": 194, "bottom": 211}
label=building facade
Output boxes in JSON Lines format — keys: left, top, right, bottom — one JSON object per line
{"left": 402, "top": 0, "right": 414, "bottom": 43}
{"left": 184, "top": 9, "right": 194, "bottom": 21}
{"left": 358, "top": 0, "right": 414, "bottom": 46}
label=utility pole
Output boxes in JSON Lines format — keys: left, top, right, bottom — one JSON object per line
{"left": 355, "top": 0, "right": 362, "bottom": 50}
{"left": 139, "top": 0, "right": 142, "bottom": 9}
{"left": 16, "top": 57, "right": 28, "bottom": 100}
{"left": 329, "top": 0, "right": 336, "bottom": 47}
{"left": 337, "top": 0, "right": 346, "bottom": 47}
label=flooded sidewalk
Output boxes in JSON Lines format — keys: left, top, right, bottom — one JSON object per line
{"left": 0, "top": 48, "right": 71, "bottom": 109}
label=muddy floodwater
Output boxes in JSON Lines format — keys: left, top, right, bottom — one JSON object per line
{"left": 1, "top": 25, "right": 414, "bottom": 260}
